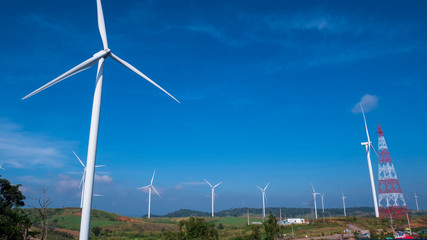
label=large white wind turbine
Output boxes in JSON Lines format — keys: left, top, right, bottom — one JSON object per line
{"left": 311, "top": 184, "right": 320, "bottom": 219}
{"left": 22, "top": 0, "right": 178, "bottom": 238}
{"left": 138, "top": 170, "right": 161, "bottom": 219}
{"left": 415, "top": 192, "right": 419, "bottom": 211}
{"left": 204, "top": 178, "right": 222, "bottom": 217}
{"left": 360, "top": 104, "right": 380, "bottom": 218}
{"left": 341, "top": 191, "right": 347, "bottom": 217}
{"left": 256, "top": 183, "right": 269, "bottom": 218}
{"left": 72, "top": 151, "right": 105, "bottom": 208}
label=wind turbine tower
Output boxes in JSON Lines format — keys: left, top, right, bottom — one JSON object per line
{"left": 204, "top": 178, "right": 222, "bottom": 217}
{"left": 311, "top": 184, "right": 320, "bottom": 219}
{"left": 360, "top": 104, "right": 380, "bottom": 217}
{"left": 256, "top": 183, "right": 269, "bottom": 218}
{"left": 22, "top": 0, "right": 178, "bottom": 238}
{"left": 321, "top": 193, "right": 325, "bottom": 214}
{"left": 138, "top": 170, "right": 161, "bottom": 219}
{"left": 377, "top": 125, "right": 408, "bottom": 219}
{"left": 415, "top": 192, "right": 419, "bottom": 211}
{"left": 341, "top": 191, "right": 347, "bottom": 217}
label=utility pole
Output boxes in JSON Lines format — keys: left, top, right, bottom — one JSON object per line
{"left": 247, "top": 209, "right": 250, "bottom": 226}
{"left": 406, "top": 212, "right": 412, "bottom": 234}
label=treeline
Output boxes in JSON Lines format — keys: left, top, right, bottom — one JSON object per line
{"left": 160, "top": 207, "right": 376, "bottom": 218}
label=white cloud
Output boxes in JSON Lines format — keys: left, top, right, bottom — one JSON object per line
{"left": 55, "top": 174, "right": 80, "bottom": 193}
{"left": 0, "top": 118, "right": 76, "bottom": 168}
{"left": 95, "top": 174, "right": 113, "bottom": 184}
{"left": 352, "top": 94, "right": 379, "bottom": 113}
{"left": 18, "top": 175, "right": 50, "bottom": 185}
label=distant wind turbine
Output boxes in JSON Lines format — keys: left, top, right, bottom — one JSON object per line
{"left": 0, "top": 162, "right": 4, "bottom": 170}
{"left": 204, "top": 178, "right": 222, "bottom": 217}
{"left": 22, "top": 0, "right": 179, "bottom": 238}
{"left": 256, "top": 183, "right": 269, "bottom": 218}
{"left": 360, "top": 104, "right": 380, "bottom": 218}
{"left": 341, "top": 191, "right": 347, "bottom": 216}
{"left": 73, "top": 151, "right": 105, "bottom": 208}
{"left": 321, "top": 193, "right": 325, "bottom": 214}
{"left": 311, "top": 183, "right": 320, "bottom": 219}
{"left": 138, "top": 170, "right": 161, "bottom": 219}
{"left": 415, "top": 192, "right": 419, "bottom": 211}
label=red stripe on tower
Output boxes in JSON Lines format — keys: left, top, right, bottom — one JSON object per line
{"left": 377, "top": 124, "right": 408, "bottom": 219}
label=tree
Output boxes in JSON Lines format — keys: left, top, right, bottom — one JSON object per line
{"left": 263, "top": 212, "right": 279, "bottom": 240}
{"left": 178, "top": 217, "right": 219, "bottom": 240}
{"left": 0, "top": 175, "right": 34, "bottom": 239}
{"left": 35, "top": 188, "right": 52, "bottom": 240}
{"left": 249, "top": 224, "right": 262, "bottom": 240}
{"left": 91, "top": 226, "right": 102, "bottom": 237}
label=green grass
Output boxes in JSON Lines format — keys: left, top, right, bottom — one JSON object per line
{"left": 48, "top": 213, "right": 122, "bottom": 231}
{"left": 208, "top": 217, "right": 250, "bottom": 227}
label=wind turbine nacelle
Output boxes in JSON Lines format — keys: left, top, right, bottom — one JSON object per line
{"left": 361, "top": 142, "right": 369, "bottom": 146}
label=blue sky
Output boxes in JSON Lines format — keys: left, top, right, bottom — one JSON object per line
{"left": 1, "top": 0, "right": 426, "bottom": 216}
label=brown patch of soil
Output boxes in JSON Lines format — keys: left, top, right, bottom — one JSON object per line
{"left": 117, "top": 216, "right": 145, "bottom": 223}
{"left": 54, "top": 228, "right": 80, "bottom": 239}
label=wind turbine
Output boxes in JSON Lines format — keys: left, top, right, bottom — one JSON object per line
{"left": 256, "top": 183, "right": 269, "bottom": 218}
{"left": 72, "top": 151, "right": 105, "bottom": 208}
{"left": 138, "top": 170, "right": 161, "bottom": 219}
{"left": 311, "top": 183, "right": 320, "bottom": 219}
{"left": 321, "top": 193, "right": 325, "bottom": 214}
{"left": 22, "top": 0, "right": 178, "bottom": 238}
{"left": 415, "top": 192, "right": 419, "bottom": 211}
{"left": 204, "top": 178, "right": 222, "bottom": 217}
{"left": 360, "top": 104, "right": 380, "bottom": 217}
{"left": 341, "top": 191, "right": 347, "bottom": 217}
{"left": 0, "top": 162, "right": 4, "bottom": 170}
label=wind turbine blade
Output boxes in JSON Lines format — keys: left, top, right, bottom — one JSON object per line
{"left": 95, "top": 165, "right": 106, "bottom": 168}
{"left": 79, "top": 169, "right": 86, "bottom": 189}
{"left": 371, "top": 145, "right": 380, "bottom": 159}
{"left": 22, "top": 52, "right": 106, "bottom": 100}
{"left": 96, "top": 0, "right": 108, "bottom": 49}
{"left": 93, "top": 194, "right": 104, "bottom": 197}
{"left": 109, "top": 52, "right": 180, "bottom": 103}
{"left": 360, "top": 104, "right": 371, "bottom": 145}
{"left": 256, "top": 185, "right": 263, "bottom": 191}
{"left": 204, "top": 178, "right": 213, "bottom": 188}
{"left": 151, "top": 170, "right": 156, "bottom": 185}
{"left": 264, "top": 183, "right": 270, "bottom": 191}
{"left": 311, "top": 183, "right": 316, "bottom": 193}
{"left": 72, "top": 151, "right": 85, "bottom": 167}
{"left": 214, "top": 182, "right": 222, "bottom": 188}
{"left": 152, "top": 186, "right": 161, "bottom": 198}
{"left": 137, "top": 185, "right": 150, "bottom": 190}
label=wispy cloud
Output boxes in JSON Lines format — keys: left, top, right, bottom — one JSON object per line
{"left": 95, "top": 174, "right": 113, "bottom": 184}
{"left": 18, "top": 175, "right": 50, "bottom": 185}
{"left": 352, "top": 94, "right": 379, "bottom": 113}
{"left": 0, "top": 118, "right": 76, "bottom": 168}
{"left": 175, "top": 181, "right": 206, "bottom": 190}
{"left": 55, "top": 174, "right": 80, "bottom": 193}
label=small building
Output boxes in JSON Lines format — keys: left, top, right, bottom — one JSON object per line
{"left": 278, "top": 218, "right": 306, "bottom": 225}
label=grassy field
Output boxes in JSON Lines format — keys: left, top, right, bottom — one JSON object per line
{"left": 25, "top": 208, "right": 427, "bottom": 240}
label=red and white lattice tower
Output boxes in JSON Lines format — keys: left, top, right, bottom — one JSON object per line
{"left": 377, "top": 124, "right": 408, "bottom": 219}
